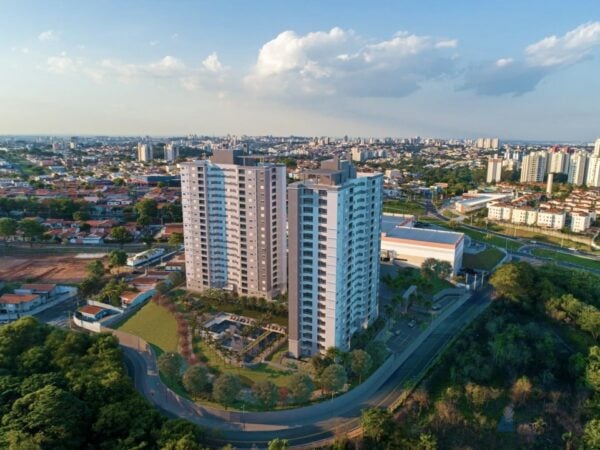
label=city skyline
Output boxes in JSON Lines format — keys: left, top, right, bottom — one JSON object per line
{"left": 2, "top": 1, "right": 600, "bottom": 139}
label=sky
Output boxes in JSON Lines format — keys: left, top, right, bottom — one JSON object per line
{"left": 1, "top": 0, "right": 600, "bottom": 140}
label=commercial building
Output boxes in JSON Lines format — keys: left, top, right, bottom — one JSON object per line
{"left": 454, "top": 191, "right": 512, "bottom": 214}
{"left": 486, "top": 156, "right": 503, "bottom": 183}
{"left": 380, "top": 215, "right": 464, "bottom": 276}
{"left": 287, "top": 158, "right": 382, "bottom": 358}
{"left": 180, "top": 149, "right": 287, "bottom": 300}
{"left": 520, "top": 151, "right": 547, "bottom": 183}
{"left": 137, "top": 143, "right": 153, "bottom": 162}
{"left": 164, "top": 143, "right": 179, "bottom": 162}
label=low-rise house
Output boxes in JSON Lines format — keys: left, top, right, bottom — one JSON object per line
{"left": 16, "top": 284, "right": 57, "bottom": 301}
{"left": 78, "top": 305, "right": 111, "bottom": 321}
{"left": 120, "top": 290, "right": 154, "bottom": 309}
{"left": 0, "top": 294, "right": 42, "bottom": 315}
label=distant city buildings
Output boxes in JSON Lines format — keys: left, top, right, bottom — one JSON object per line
{"left": 137, "top": 143, "right": 153, "bottom": 162}
{"left": 486, "top": 155, "right": 503, "bottom": 183}
{"left": 475, "top": 137, "right": 500, "bottom": 150}
{"left": 568, "top": 151, "right": 589, "bottom": 186}
{"left": 180, "top": 149, "right": 287, "bottom": 300}
{"left": 164, "top": 143, "right": 179, "bottom": 162}
{"left": 287, "top": 158, "right": 382, "bottom": 358}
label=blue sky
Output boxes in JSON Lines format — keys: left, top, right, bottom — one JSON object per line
{"left": 1, "top": 0, "right": 600, "bottom": 140}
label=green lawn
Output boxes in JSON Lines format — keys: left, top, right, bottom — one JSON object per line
{"left": 463, "top": 247, "right": 505, "bottom": 271}
{"left": 531, "top": 248, "right": 600, "bottom": 271}
{"left": 117, "top": 302, "right": 179, "bottom": 353}
{"left": 196, "top": 341, "right": 294, "bottom": 388}
{"left": 383, "top": 199, "right": 426, "bottom": 215}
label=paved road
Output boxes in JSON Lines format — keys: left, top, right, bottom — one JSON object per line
{"left": 121, "top": 287, "right": 491, "bottom": 449}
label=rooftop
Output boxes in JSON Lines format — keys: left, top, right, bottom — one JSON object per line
{"left": 0, "top": 294, "right": 39, "bottom": 304}
{"left": 382, "top": 222, "right": 464, "bottom": 246}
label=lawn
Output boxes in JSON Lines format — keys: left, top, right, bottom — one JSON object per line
{"left": 195, "top": 341, "right": 295, "bottom": 388}
{"left": 383, "top": 199, "right": 426, "bottom": 215}
{"left": 531, "top": 248, "right": 600, "bottom": 271}
{"left": 462, "top": 247, "right": 505, "bottom": 271}
{"left": 117, "top": 301, "right": 179, "bottom": 353}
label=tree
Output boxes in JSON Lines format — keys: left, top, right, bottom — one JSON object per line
{"left": 141, "top": 233, "right": 155, "bottom": 247}
{"left": 86, "top": 260, "right": 105, "bottom": 279}
{"left": 583, "top": 419, "right": 600, "bottom": 450}
{"left": 287, "top": 373, "right": 314, "bottom": 404}
{"left": 267, "top": 438, "right": 289, "bottom": 450}
{"left": 72, "top": 211, "right": 90, "bottom": 221}
{"left": 135, "top": 199, "right": 158, "bottom": 219}
{"left": 212, "top": 374, "right": 241, "bottom": 407}
{"left": 18, "top": 219, "right": 46, "bottom": 245}
{"left": 360, "top": 408, "right": 394, "bottom": 443}
{"left": 349, "top": 349, "right": 372, "bottom": 383}
{"left": 1, "top": 385, "right": 88, "bottom": 449}
{"left": 365, "top": 341, "right": 388, "bottom": 367}
{"left": 157, "top": 353, "right": 182, "bottom": 380}
{"left": 420, "top": 258, "right": 452, "bottom": 280}
{"left": 319, "top": 364, "right": 347, "bottom": 394}
{"left": 0, "top": 218, "right": 18, "bottom": 244}
{"left": 489, "top": 262, "right": 536, "bottom": 308}
{"left": 253, "top": 380, "right": 279, "bottom": 408}
{"left": 586, "top": 346, "right": 600, "bottom": 392}
{"left": 107, "top": 250, "right": 127, "bottom": 270}
{"left": 415, "top": 433, "right": 438, "bottom": 450}
{"left": 109, "top": 226, "right": 133, "bottom": 247}
{"left": 169, "top": 232, "right": 184, "bottom": 246}
{"left": 510, "top": 376, "right": 533, "bottom": 405}
{"left": 182, "top": 366, "right": 210, "bottom": 397}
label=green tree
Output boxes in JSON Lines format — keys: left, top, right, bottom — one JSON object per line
{"left": 489, "top": 262, "right": 536, "bottom": 308}
{"left": 360, "top": 407, "right": 394, "bottom": 443}
{"left": 107, "top": 250, "right": 127, "bottom": 269}
{"left": 212, "top": 373, "right": 241, "bottom": 407}
{"left": 319, "top": 364, "right": 347, "bottom": 394}
{"left": 252, "top": 380, "right": 279, "bottom": 408}
{"left": 583, "top": 419, "right": 600, "bottom": 450}
{"left": 182, "top": 366, "right": 210, "bottom": 397}
{"left": 109, "top": 226, "right": 133, "bottom": 247}
{"left": 86, "top": 260, "right": 105, "bottom": 278}
{"left": 1, "top": 385, "right": 88, "bottom": 449}
{"left": 416, "top": 433, "right": 438, "bottom": 450}
{"left": 586, "top": 346, "right": 600, "bottom": 392}
{"left": 135, "top": 199, "right": 159, "bottom": 218}
{"left": 420, "top": 258, "right": 452, "bottom": 280}
{"left": 18, "top": 219, "right": 46, "bottom": 245}
{"left": 72, "top": 211, "right": 90, "bottom": 221}
{"left": 0, "top": 217, "right": 18, "bottom": 244}
{"left": 169, "top": 232, "right": 184, "bottom": 246}
{"left": 287, "top": 373, "right": 314, "bottom": 404}
{"left": 350, "top": 349, "right": 372, "bottom": 383}
{"left": 112, "top": 178, "right": 124, "bottom": 186}
{"left": 267, "top": 438, "right": 289, "bottom": 450}
{"left": 157, "top": 353, "right": 182, "bottom": 380}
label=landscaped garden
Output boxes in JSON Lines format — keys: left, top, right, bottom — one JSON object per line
{"left": 117, "top": 301, "right": 179, "bottom": 352}
{"left": 383, "top": 199, "right": 426, "bottom": 215}
{"left": 463, "top": 247, "right": 505, "bottom": 271}
{"left": 531, "top": 248, "right": 600, "bottom": 271}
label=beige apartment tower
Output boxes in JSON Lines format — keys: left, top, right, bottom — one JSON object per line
{"left": 180, "top": 150, "right": 287, "bottom": 299}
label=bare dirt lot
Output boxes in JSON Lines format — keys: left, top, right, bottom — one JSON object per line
{"left": 0, "top": 254, "right": 104, "bottom": 284}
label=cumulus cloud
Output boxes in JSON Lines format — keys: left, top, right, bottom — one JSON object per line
{"left": 463, "top": 22, "right": 600, "bottom": 96}
{"left": 38, "top": 30, "right": 57, "bottom": 42}
{"left": 202, "top": 52, "right": 224, "bottom": 73}
{"left": 46, "top": 55, "right": 79, "bottom": 74}
{"left": 245, "top": 27, "right": 458, "bottom": 98}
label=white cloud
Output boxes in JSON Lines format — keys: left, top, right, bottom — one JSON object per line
{"left": 245, "top": 27, "right": 458, "bottom": 98}
{"left": 38, "top": 30, "right": 57, "bottom": 42}
{"left": 202, "top": 52, "right": 224, "bottom": 73}
{"left": 525, "top": 22, "right": 600, "bottom": 67}
{"left": 46, "top": 55, "right": 79, "bottom": 74}
{"left": 463, "top": 21, "right": 600, "bottom": 96}
{"left": 149, "top": 40, "right": 159, "bottom": 47}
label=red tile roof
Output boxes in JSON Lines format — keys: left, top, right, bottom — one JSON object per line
{"left": 0, "top": 294, "right": 39, "bottom": 304}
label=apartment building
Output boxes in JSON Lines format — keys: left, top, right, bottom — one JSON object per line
{"left": 520, "top": 151, "right": 547, "bottom": 183}
{"left": 568, "top": 151, "right": 588, "bottom": 186}
{"left": 571, "top": 212, "right": 592, "bottom": 233}
{"left": 487, "top": 202, "right": 513, "bottom": 221}
{"left": 288, "top": 158, "right": 382, "bottom": 358}
{"left": 486, "top": 156, "right": 502, "bottom": 183}
{"left": 587, "top": 155, "right": 600, "bottom": 188}
{"left": 536, "top": 210, "right": 566, "bottom": 229}
{"left": 511, "top": 207, "right": 538, "bottom": 225}
{"left": 137, "top": 143, "right": 153, "bottom": 162}
{"left": 164, "top": 143, "right": 179, "bottom": 162}
{"left": 180, "top": 150, "right": 287, "bottom": 299}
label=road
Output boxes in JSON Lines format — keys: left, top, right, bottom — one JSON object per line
{"left": 121, "top": 286, "right": 491, "bottom": 449}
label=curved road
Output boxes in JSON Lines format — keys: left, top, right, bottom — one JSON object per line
{"left": 121, "top": 287, "right": 491, "bottom": 449}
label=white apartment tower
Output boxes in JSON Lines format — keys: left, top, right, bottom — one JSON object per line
{"left": 587, "top": 155, "right": 600, "bottom": 188}
{"left": 594, "top": 138, "right": 600, "bottom": 157}
{"left": 137, "top": 143, "right": 153, "bottom": 162}
{"left": 180, "top": 150, "right": 287, "bottom": 299}
{"left": 549, "top": 151, "right": 570, "bottom": 174}
{"left": 288, "top": 158, "right": 383, "bottom": 358}
{"left": 164, "top": 143, "right": 179, "bottom": 162}
{"left": 486, "top": 156, "right": 503, "bottom": 183}
{"left": 568, "top": 151, "right": 589, "bottom": 186}
{"left": 520, "top": 151, "right": 547, "bottom": 183}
